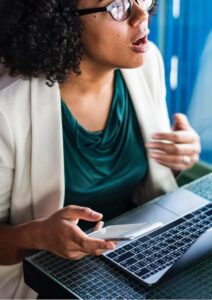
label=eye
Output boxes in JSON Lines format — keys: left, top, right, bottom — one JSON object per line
{"left": 108, "top": 0, "right": 131, "bottom": 21}
{"left": 110, "top": 2, "right": 124, "bottom": 15}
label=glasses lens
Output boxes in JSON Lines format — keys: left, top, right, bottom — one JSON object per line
{"left": 136, "top": 0, "right": 155, "bottom": 11}
{"left": 107, "top": 0, "right": 131, "bottom": 21}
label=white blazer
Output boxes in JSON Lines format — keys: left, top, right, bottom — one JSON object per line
{"left": 0, "top": 42, "right": 177, "bottom": 299}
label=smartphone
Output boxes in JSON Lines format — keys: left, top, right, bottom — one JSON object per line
{"left": 88, "top": 222, "right": 163, "bottom": 241}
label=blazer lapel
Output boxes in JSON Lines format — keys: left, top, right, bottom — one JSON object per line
{"left": 121, "top": 68, "right": 177, "bottom": 199}
{"left": 30, "top": 79, "right": 64, "bottom": 219}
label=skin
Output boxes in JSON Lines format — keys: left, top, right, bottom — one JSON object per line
{"left": 0, "top": 0, "right": 200, "bottom": 264}
{"left": 146, "top": 113, "right": 200, "bottom": 171}
{"left": 78, "top": 0, "right": 150, "bottom": 70}
{"left": 60, "top": 0, "right": 150, "bottom": 131}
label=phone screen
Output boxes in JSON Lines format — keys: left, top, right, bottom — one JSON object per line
{"left": 88, "top": 223, "right": 163, "bottom": 240}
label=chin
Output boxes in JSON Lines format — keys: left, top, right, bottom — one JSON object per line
{"left": 119, "top": 59, "right": 145, "bottom": 69}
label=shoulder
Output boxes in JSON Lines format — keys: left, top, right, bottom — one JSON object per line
{"left": 0, "top": 70, "right": 29, "bottom": 107}
{"left": 0, "top": 72, "right": 50, "bottom": 143}
{"left": 0, "top": 70, "right": 48, "bottom": 112}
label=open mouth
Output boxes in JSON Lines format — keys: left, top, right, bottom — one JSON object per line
{"left": 132, "top": 36, "right": 148, "bottom": 46}
{"left": 131, "top": 35, "right": 149, "bottom": 53}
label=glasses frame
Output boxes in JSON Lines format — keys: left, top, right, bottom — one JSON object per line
{"left": 76, "top": 0, "right": 155, "bottom": 22}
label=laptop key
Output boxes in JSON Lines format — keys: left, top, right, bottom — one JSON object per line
{"left": 135, "top": 267, "right": 150, "bottom": 277}
{"left": 115, "top": 248, "right": 126, "bottom": 255}
{"left": 131, "top": 247, "right": 143, "bottom": 254}
{"left": 148, "top": 263, "right": 158, "bottom": 271}
{"left": 160, "top": 248, "right": 171, "bottom": 256}
{"left": 107, "top": 251, "right": 118, "bottom": 259}
{"left": 123, "top": 243, "right": 134, "bottom": 251}
{"left": 120, "top": 257, "right": 138, "bottom": 267}
{"left": 128, "top": 264, "right": 140, "bottom": 273}
{"left": 204, "top": 208, "right": 212, "bottom": 216}
{"left": 112, "top": 251, "right": 133, "bottom": 263}
{"left": 136, "top": 261, "right": 147, "bottom": 269}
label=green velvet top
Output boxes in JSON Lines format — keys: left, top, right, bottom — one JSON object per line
{"left": 61, "top": 70, "right": 148, "bottom": 230}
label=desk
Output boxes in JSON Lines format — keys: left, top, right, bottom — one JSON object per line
{"left": 24, "top": 174, "right": 212, "bottom": 299}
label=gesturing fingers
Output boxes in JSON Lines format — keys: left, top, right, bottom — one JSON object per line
{"left": 146, "top": 125, "right": 201, "bottom": 171}
{"left": 146, "top": 141, "right": 201, "bottom": 156}
{"left": 151, "top": 130, "right": 199, "bottom": 145}
{"left": 148, "top": 151, "right": 199, "bottom": 171}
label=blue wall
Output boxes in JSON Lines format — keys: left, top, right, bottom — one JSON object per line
{"left": 149, "top": 0, "right": 212, "bottom": 117}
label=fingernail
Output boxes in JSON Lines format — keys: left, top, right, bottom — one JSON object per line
{"left": 92, "top": 211, "right": 103, "bottom": 218}
{"left": 107, "top": 243, "right": 115, "bottom": 250}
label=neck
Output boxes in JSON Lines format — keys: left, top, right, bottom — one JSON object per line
{"left": 60, "top": 60, "right": 115, "bottom": 99}
{"left": 59, "top": 61, "right": 117, "bottom": 132}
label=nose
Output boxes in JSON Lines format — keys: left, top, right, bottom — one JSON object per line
{"left": 129, "top": 1, "right": 149, "bottom": 27}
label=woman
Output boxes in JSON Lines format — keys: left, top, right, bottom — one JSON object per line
{"left": 0, "top": 0, "right": 200, "bottom": 298}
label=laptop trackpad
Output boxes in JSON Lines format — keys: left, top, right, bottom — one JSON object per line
{"left": 110, "top": 203, "right": 178, "bottom": 226}
{"left": 110, "top": 189, "right": 209, "bottom": 227}
{"left": 156, "top": 189, "right": 209, "bottom": 217}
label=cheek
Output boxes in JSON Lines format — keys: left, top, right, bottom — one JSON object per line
{"left": 80, "top": 21, "right": 145, "bottom": 68}
{"left": 81, "top": 18, "right": 124, "bottom": 49}
{"left": 81, "top": 19, "right": 103, "bottom": 49}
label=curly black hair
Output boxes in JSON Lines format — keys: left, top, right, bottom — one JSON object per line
{"left": 0, "top": 0, "right": 157, "bottom": 86}
{"left": 0, "top": 0, "right": 84, "bottom": 86}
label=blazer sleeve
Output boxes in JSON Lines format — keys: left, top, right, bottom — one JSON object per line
{"left": 0, "top": 109, "right": 14, "bottom": 222}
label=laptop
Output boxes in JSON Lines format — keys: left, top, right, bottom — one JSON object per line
{"left": 24, "top": 185, "right": 212, "bottom": 298}
{"left": 101, "top": 188, "right": 212, "bottom": 285}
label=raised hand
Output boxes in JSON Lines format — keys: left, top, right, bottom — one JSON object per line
{"left": 146, "top": 113, "right": 201, "bottom": 171}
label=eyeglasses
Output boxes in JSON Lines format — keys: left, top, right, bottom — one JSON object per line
{"left": 76, "top": 0, "right": 155, "bottom": 22}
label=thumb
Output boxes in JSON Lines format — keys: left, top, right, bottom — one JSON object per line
{"left": 93, "top": 221, "right": 104, "bottom": 232}
{"left": 59, "top": 205, "right": 103, "bottom": 222}
{"left": 172, "top": 113, "right": 190, "bottom": 131}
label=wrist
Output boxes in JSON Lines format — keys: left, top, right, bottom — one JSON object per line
{"left": 31, "top": 218, "right": 47, "bottom": 250}
{"left": 18, "top": 218, "right": 47, "bottom": 250}
{"left": 0, "top": 219, "right": 47, "bottom": 264}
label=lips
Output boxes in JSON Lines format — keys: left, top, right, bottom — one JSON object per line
{"left": 131, "top": 35, "right": 149, "bottom": 53}
{"left": 132, "top": 35, "right": 147, "bottom": 46}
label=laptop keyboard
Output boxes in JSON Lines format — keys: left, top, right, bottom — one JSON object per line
{"left": 28, "top": 250, "right": 212, "bottom": 299}
{"left": 105, "top": 202, "right": 212, "bottom": 283}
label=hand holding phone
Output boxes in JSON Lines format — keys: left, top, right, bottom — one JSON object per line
{"left": 88, "top": 222, "right": 163, "bottom": 241}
